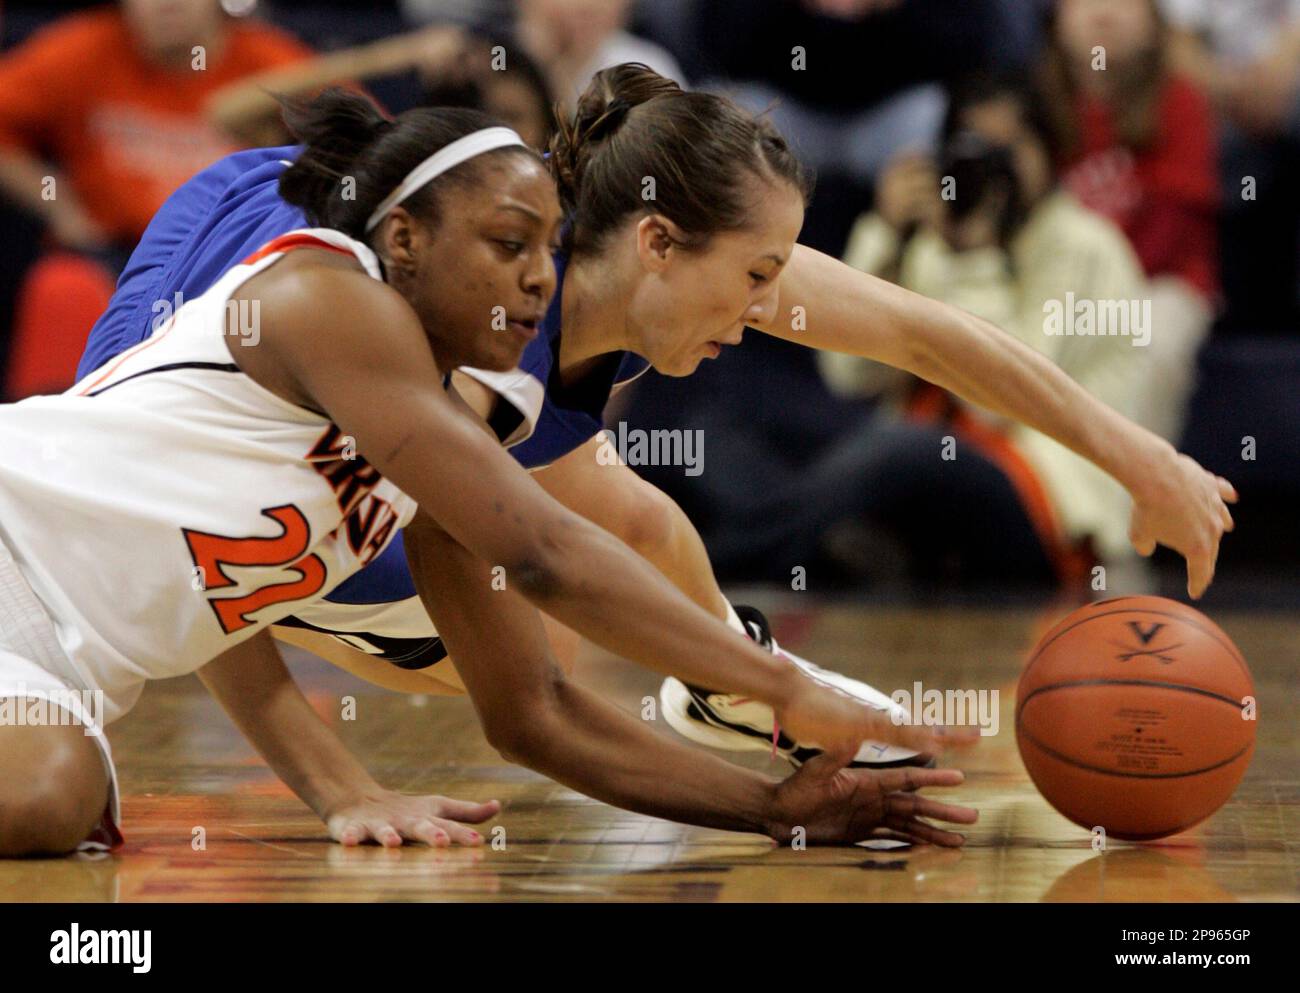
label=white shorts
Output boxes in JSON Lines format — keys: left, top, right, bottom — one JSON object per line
{"left": 0, "top": 534, "right": 122, "bottom": 852}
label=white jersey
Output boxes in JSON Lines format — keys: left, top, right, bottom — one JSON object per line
{"left": 0, "top": 228, "right": 417, "bottom": 723}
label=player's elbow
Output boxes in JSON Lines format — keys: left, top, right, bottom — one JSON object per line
{"left": 486, "top": 721, "right": 544, "bottom": 767}
{"left": 504, "top": 514, "right": 592, "bottom": 605}
{"left": 504, "top": 554, "right": 566, "bottom": 602}
{"left": 481, "top": 675, "right": 566, "bottom": 765}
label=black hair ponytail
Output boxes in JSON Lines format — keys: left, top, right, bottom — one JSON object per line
{"left": 278, "top": 89, "right": 392, "bottom": 231}
{"left": 278, "top": 87, "right": 539, "bottom": 241}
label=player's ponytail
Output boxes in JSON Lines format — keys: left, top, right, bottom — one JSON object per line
{"left": 548, "top": 63, "right": 812, "bottom": 256}
{"left": 279, "top": 89, "right": 391, "bottom": 226}
{"left": 549, "top": 63, "right": 679, "bottom": 217}
{"left": 279, "top": 88, "right": 537, "bottom": 241}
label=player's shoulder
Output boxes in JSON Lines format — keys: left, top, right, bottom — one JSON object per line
{"left": 251, "top": 246, "right": 389, "bottom": 317}
{"left": 245, "top": 242, "right": 417, "bottom": 357}
{"left": 200, "top": 143, "right": 298, "bottom": 185}
{"left": 177, "top": 145, "right": 299, "bottom": 219}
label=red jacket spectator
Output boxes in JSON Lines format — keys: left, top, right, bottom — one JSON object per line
{"left": 1059, "top": 74, "right": 1220, "bottom": 300}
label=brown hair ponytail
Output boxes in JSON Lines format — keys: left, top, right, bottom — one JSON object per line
{"left": 548, "top": 64, "right": 811, "bottom": 256}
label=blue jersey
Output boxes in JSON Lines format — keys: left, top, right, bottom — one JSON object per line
{"left": 78, "top": 145, "right": 649, "bottom": 663}
{"left": 79, "top": 146, "right": 309, "bottom": 381}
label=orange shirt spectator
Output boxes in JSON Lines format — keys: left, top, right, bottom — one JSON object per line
{"left": 0, "top": 4, "right": 310, "bottom": 401}
{"left": 0, "top": 6, "right": 311, "bottom": 242}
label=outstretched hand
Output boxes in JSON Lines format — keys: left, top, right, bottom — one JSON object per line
{"left": 325, "top": 789, "right": 501, "bottom": 847}
{"left": 775, "top": 670, "right": 982, "bottom": 760}
{"left": 1128, "top": 452, "right": 1237, "bottom": 599}
{"left": 766, "top": 746, "right": 978, "bottom": 847}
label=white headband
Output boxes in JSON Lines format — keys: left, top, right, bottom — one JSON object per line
{"left": 363, "top": 126, "right": 526, "bottom": 233}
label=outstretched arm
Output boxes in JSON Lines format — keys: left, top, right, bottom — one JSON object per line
{"left": 531, "top": 433, "right": 728, "bottom": 617}
{"left": 758, "top": 245, "right": 1237, "bottom": 596}
{"left": 247, "top": 261, "right": 946, "bottom": 757}
{"left": 198, "top": 630, "right": 500, "bottom": 845}
{"left": 404, "top": 510, "right": 977, "bottom": 845}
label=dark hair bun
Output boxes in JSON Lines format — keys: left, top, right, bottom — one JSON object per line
{"left": 279, "top": 89, "right": 392, "bottom": 228}
{"left": 549, "top": 63, "right": 681, "bottom": 216}
{"left": 277, "top": 88, "right": 536, "bottom": 239}
{"left": 547, "top": 63, "right": 811, "bottom": 255}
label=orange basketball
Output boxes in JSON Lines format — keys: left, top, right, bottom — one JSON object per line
{"left": 1015, "top": 596, "right": 1255, "bottom": 840}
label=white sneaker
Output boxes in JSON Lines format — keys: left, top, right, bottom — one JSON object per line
{"left": 659, "top": 605, "right": 932, "bottom": 769}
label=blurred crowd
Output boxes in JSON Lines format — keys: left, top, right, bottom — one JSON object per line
{"left": 0, "top": 0, "right": 1297, "bottom": 595}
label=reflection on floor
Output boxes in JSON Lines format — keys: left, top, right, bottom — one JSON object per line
{"left": 6, "top": 598, "right": 1297, "bottom": 902}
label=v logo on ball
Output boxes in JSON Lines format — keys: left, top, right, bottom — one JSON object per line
{"left": 1127, "top": 620, "right": 1166, "bottom": 645}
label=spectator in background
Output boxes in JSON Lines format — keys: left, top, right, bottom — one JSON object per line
{"left": 820, "top": 75, "right": 1151, "bottom": 585}
{"left": 0, "top": 0, "right": 310, "bottom": 399}
{"left": 420, "top": 35, "right": 558, "bottom": 148}
{"left": 516, "top": 0, "right": 684, "bottom": 111}
{"left": 1038, "top": 0, "right": 1218, "bottom": 443}
{"left": 1164, "top": 0, "right": 1300, "bottom": 136}
{"left": 686, "top": 0, "right": 1049, "bottom": 190}
{"left": 400, "top": 0, "right": 514, "bottom": 32}
{"left": 1163, "top": 0, "right": 1300, "bottom": 334}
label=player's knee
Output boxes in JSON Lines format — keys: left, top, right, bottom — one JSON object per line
{"left": 0, "top": 789, "right": 95, "bottom": 856}
{"left": 618, "top": 480, "right": 680, "bottom": 561}
{"left": 0, "top": 726, "right": 107, "bottom": 856}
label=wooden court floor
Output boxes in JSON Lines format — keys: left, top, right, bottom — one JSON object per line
{"left": 4, "top": 599, "right": 1296, "bottom": 903}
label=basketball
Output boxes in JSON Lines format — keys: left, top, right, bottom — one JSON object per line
{"left": 1016, "top": 596, "right": 1255, "bottom": 840}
